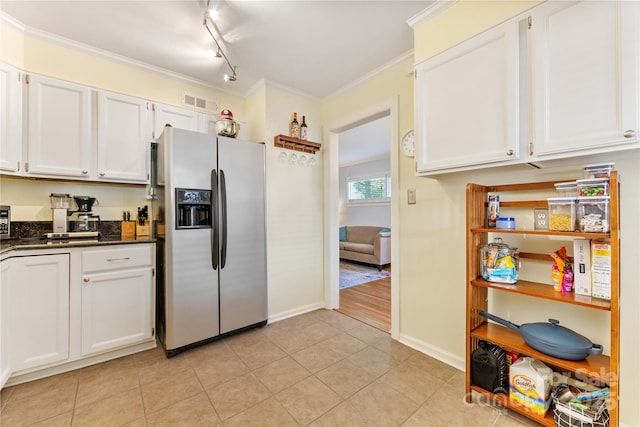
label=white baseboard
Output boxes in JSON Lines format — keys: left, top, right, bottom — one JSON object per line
{"left": 399, "top": 333, "right": 465, "bottom": 372}
{"left": 268, "top": 302, "right": 326, "bottom": 324}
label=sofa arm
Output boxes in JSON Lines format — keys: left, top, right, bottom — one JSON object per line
{"left": 374, "top": 233, "right": 391, "bottom": 266}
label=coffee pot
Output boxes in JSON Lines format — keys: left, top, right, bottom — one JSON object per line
{"left": 50, "top": 193, "right": 72, "bottom": 233}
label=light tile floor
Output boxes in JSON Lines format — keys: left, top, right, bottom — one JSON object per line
{"left": 0, "top": 309, "right": 540, "bottom": 426}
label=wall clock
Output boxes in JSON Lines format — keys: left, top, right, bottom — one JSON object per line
{"left": 401, "top": 129, "right": 415, "bottom": 157}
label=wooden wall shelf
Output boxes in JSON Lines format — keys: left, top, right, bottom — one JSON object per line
{"left": 274, "top": 134, "right": 321, "bottom": 154}
{"left": 465, "top": 172, "right": 621, "bottom": 426}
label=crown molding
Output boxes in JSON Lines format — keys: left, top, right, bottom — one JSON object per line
{"left": 323, "top": 49, "right": 414, "bottom": 103}
{"left": 407, "top": 0, "right": 457, "bottom": 29}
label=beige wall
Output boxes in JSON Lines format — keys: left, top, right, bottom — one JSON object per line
{"left": 261, "top": 85, "right": 324, "bottom": 319}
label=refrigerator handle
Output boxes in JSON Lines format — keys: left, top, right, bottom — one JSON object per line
{"left": 211, "top": 169, "right": 219, "bottom": 270}
{"left": 220, "top": 169, "right": 228, "bottom": 269}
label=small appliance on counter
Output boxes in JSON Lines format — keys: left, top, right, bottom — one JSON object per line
{"left": 0, "top": 205, "right": 11, "bottom": 240}
{"left": 46, "top": 193, "right": 101, "bottom": 239}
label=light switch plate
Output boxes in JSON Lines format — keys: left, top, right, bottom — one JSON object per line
{"left": 408, "top": 188, "right": 416, "bottom": 204}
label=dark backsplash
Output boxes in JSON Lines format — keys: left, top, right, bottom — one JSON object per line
{"left": 11, "top": 221, "right": 124, "bottom": 239}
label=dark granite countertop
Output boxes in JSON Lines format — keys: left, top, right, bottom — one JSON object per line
{"left": 0, "top": 234, "right": 155, "bottom": 255}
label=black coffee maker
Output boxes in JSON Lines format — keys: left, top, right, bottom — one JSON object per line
{"left": 68, "top": 196, "right": 101, "bottom": 232}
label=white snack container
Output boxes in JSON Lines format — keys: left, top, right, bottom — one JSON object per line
{"left": 577, "top": 196, "right": 610, "bottom": 233}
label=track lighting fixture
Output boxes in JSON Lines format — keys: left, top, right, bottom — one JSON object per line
{"left": 204, "top": 0, "right": 237, "bottom": 83}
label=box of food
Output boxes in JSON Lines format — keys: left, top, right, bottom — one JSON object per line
{"left": 591, "top": 241, "right": 612, "bottom": 300}
{"left": 547, "top": 198, "right": 578, "bottom": 231}
{"left": 577, "top": 178, "right": 609, "bottom": 197}
{"left": 509, "top": 357, "right": 553, "bottom": 416}
{"left": 577, "top": 196, "right": 610, "bottom": 233}
{"left": 573, "top": 239, "right": 592, "bottom": 296}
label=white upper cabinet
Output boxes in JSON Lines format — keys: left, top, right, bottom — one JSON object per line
{"left": 26, "top": 74, "right": 93, "bottom": 178}
{"left": 97, "top": 91, "right": 151, "bottom": 183}
{"left": 529, "top": 0, "right": 639, "bottom": 157}
{"left": 152, "top": 103, "right": 199, "bottom": 139}
{"left": 0, "top": 62, "right": 23, "bottom": 175}
{"left": 415, "top": 20, "right": 520, "bottom": 174}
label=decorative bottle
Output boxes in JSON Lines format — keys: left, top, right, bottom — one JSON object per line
{"left": 290, "top": 112, "right": 300, "bottom": 138}
{"left": 300, "top": 116, "right": 308, "bottom": 140}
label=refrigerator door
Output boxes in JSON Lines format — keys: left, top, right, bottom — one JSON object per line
{"left": 163, "top": 128, "right": 219, "bottom": 350}
{"left": 217, "top": 136, "right": 267, "bottom": 334}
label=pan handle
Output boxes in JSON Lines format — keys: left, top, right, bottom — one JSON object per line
{"left": 479, "top": 310, "right": 521, "bottom": 331}
{"left": 589, "top": 343, "right": 604, "bottom": 355}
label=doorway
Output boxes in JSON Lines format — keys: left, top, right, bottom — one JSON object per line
{"left": 323, "top": 97, "right": 400, "bottom": 339}
{"left": 335, "top": 116, "right": 392, "bottom": 332}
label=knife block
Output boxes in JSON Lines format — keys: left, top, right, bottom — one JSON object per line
{"left": 135, "top": 220, "right": 149, "bottom": 237}
{"left": 121, "top": 221, "right": 136, "bottom": 239}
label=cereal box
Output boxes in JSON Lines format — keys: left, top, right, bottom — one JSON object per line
{"left": 591, "top": 241, "right": 612, "bottom": 300}
{"left": 573, "top": 239, "right": 592, "bottom": 296}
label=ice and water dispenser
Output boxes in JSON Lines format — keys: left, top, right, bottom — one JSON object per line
{"left": 175, "top": 189, "right": 212, "bottom": 229}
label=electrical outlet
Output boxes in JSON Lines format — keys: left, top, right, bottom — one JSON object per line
{"left": 407, "top": 188, "right": 416, "bottom": 204}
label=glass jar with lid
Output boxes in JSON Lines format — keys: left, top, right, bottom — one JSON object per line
{"left": 480, "top": 238, "right": 519, "bottom": 284}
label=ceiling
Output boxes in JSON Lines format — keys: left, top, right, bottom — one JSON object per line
{"left": 1, "top": 0, "right": 429, "bottom": 164}
{"left": 0, "top": 0, "right": 430, "bottom": 100}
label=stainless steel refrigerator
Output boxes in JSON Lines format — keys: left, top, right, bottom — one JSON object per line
{"left": 153, "top": 126, "right": 267, "bottom": 357}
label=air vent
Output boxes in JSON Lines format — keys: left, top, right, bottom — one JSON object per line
{"left": 182, "top": 93, "right": 218, "bottom": 114}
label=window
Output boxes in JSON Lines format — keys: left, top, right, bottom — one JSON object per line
{"left": 347, "top": 173, "right": 391, "bottom": 204}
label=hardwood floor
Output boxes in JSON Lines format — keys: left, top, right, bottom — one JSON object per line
{"left": 336, "top": 267, "right": 391, "bottom": 333}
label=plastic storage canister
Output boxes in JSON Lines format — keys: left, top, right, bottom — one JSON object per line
{"left": 496, "top": 217, "right": 516, "bottom": 230}
{"left": 577, "top": 196, "right": 610, "bottom": 232}
{"left": 576, "top": 178, "right": 609, "bottom": 197}
{"left": 547, "top": 198, "right": 578, "bottom": 231}
{"left": 583, "top": 163, "right": 614, "bottom": 179}
{"left": 554, "top": 182, "right": 578, "bottom": 198}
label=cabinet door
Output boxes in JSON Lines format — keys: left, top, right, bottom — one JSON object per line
{"left": 0, "top": 258, "right": 11, "bottom": 388}
{"left": 0, "top": 63, "right": 23, "bottom": 174}
{"left": 198, "top": 113, "right": 218, "bottom": 135}
{"left": 530, "top": 0, "right": 639, "bottom": 156}
{"left": 97, "top": 91, "right": 151, "bottom": 183}
{"left": 152, "top": 103, "right": 199, "bottom": 139}
{"left": 415, "top": 20, "right": 520, "bottom": 173}
{"left": 81, "top": 268, "right": 152, "bottom": 356}
{"left": 26, "top": 74, "right": 92, "bottom": 178}
{"left": 9, "top": 254, "right": 70, "bottom": 372}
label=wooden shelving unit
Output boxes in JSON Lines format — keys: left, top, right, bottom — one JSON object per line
{"left": 274, "top": 134, "right": 321, "bottom": 154}
{"left": 465, "top": 172, "right": 620, "bottom": 426}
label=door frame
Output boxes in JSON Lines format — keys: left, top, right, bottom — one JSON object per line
{"left": 322, "top": 97, "right": 400, "bottom": 339}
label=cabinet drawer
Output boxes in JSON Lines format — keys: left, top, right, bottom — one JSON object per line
{"left": 82, "top": 245, "right": 152, "bottom": 273}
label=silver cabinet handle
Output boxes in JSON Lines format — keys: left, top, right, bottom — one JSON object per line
{"left": 528, "top": 142, "right": 534, "bottom": 156}
{"left": 83, "top": 277, "right": 90, "bottom": 282}
{"left": 623, "top": 130, "right": 636, "bottom": 138}
{"left": 82, "top": 169, "right": 89, "bottom": 175}
{"left": 107, "top": 257, "right": 130, "bottom": 262}
{"left": 506, "top": 149, "right": 514, "bottom": 156}
{"left": 100, "top": 172, "right": 105, "bottom": 176}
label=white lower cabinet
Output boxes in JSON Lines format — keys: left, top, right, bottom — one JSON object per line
{"left": 9, "top": 254, "right": 70, "bottom": 372}
{"left": 80, "top": 245, "right": 154, "bottom": 356}
{"left": 0, "top": 257, "right": 11, "bottom": 388}
{"left": 1, "top": 244, "right": 155, "bottom": 387}
{"left": 81, "top": 268, "right": 152, "bottom": 355}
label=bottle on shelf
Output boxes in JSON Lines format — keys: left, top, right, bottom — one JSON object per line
{"left": 300, "top": 115, "right": 308, "bottom": 140}
{"left": 290, "top": 112, "right": 300, "bottom": 139}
